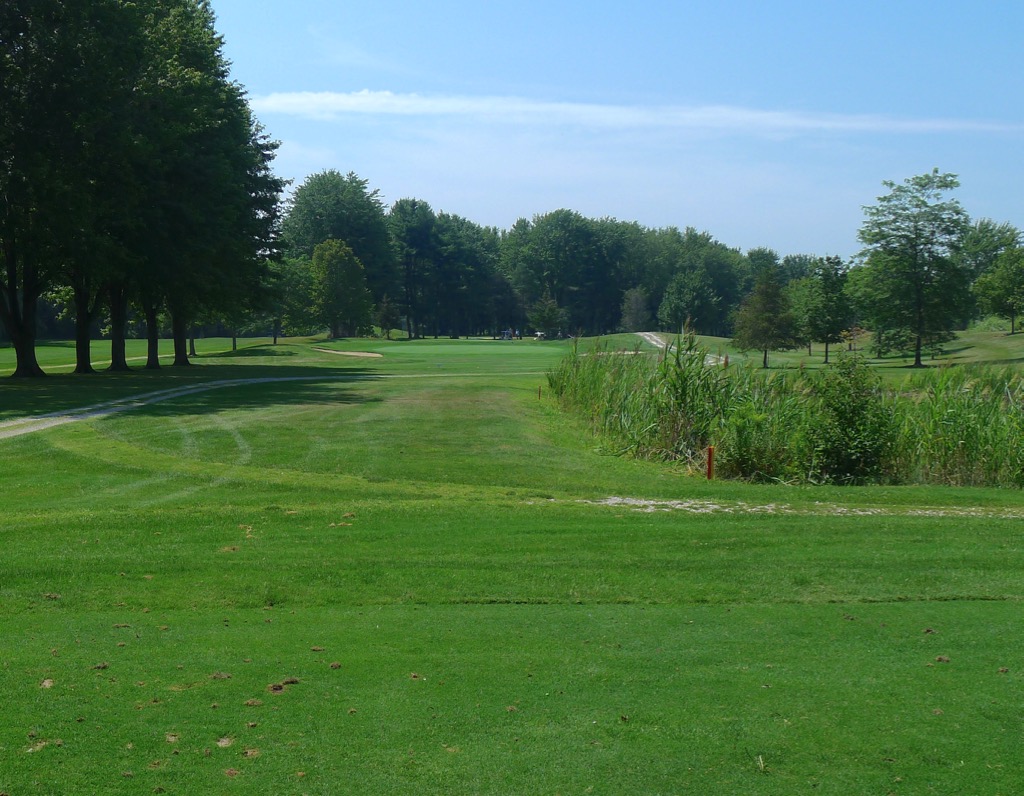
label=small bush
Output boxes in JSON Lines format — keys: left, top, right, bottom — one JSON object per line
{"left": 807, "top": 354, "right": 894, "bottom": 484}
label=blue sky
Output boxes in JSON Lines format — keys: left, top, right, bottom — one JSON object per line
{"left": 210, "top": 0, "right": 1024, "bottom": 259}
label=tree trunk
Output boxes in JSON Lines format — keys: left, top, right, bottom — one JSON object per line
{"left": 913, "top": 333, "right": 923, "bottom": 367}
{"left": 143, "top": 298, "right": 160, "bottom": 369}
{"left": 171, "top": 311, "right": 190, "bottom": 366}
{"left": 72, "top": 282, "right": 97, "bottom": 374}
{"left": 0, "top": 246, "right": 46, "bottom": 377}
{"left": 231, "top": 331, "right": 237, "bottom": 351}
{"left": 762, "top": 348, "right": 769, "bottom": 368}
{"left": 189, "top": 327, "right": 197, "bottom": 358}
{"left": 6, "top": 324, "right": 45, "bottom": 377}
{"left": 107, "top": 283, "right": 130, "bottom": 371}
{"left": 824, "top": 340, "right": 830, "bottom": 364}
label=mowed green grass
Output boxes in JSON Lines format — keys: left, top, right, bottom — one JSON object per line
{"left": 696, "top": 326, "right": 1024, "bottom": 378}
{"left": 1, "top": 336, "right": 1023, "bottom": 794}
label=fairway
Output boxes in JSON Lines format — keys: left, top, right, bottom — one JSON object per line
{"left": 1, "top": 337, "right": 1023, "bottom": 794}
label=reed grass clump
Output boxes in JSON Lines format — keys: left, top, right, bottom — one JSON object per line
{"left": 549, "top": 336, "right": 1024, "bottom": 487}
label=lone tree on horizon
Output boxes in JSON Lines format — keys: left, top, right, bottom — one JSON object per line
{"left": 856, "top": 169, "right": 970, "bottom": 367}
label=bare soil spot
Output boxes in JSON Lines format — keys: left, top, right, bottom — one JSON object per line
{"left": 312, "top": 347, "right": 383, "bottom": 358}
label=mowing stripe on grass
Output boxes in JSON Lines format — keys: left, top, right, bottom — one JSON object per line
{"left": 0, "top": 371, "right": 548, "bottom": 439}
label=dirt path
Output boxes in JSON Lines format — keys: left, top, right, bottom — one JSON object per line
{"left": 311, "top": 348, "right": 383, "bottom": 358}
{"left": 635, "top": 332, "right": 725, "bottom": 365}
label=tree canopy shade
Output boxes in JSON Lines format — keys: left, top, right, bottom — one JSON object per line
{"left": 0, "top": 0, "right": 284, "bottom": 376}
{"left": 0, "top": 0, "right": 94, "bottom": 375}
{"left": 856, "top": 170, "right": 970, "bottom": 367}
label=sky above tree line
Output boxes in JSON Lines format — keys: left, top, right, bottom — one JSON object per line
{"left": 209, "top": 0, "right": 1024, "bottom": 259}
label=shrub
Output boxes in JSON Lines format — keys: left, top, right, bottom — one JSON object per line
{"left": 807, "top": 353, "right": 894, "bottom": 484}
{"left": 549, "top": 339, "right": 1024, "bottom": 488}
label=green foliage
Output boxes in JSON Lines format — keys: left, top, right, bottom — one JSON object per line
{"left": 310, "top": 240, "right": 373, "bottom": 338}
{"left": 551, "top": 338, "right": 1024, "bottom": 488}
{"left": 708, "top": 367, "right": 815, "bottom": 482}
{"left": 807, "top": 354, "right": 894, "bottom": 483}
{"left": 388, "top": 199, "right": 509, "bottom": 338}
{"left": 618, "top": 286, "right": 652, "bottom": 332}
{"left": 731, "top": 267, "right": 798, "bottom": 367}
{"left": 549, "top": 334, "right": 731, "bottom": 466}
{"left": 893, "top": 367, "right": 1024, "bottom": 487}
{"left": 527, "top": 290, "right": 568, "bottom": 337}
{"left": 375, "top": 294, "right": 402, "bottom": 339}
{"left": 657, "top": 268, "right": 719, "bottom": 334}
{"left": 857, "top": 170, "right": 971, "bottom": 366}
{"left": 283, "top": 170, "right": 396, "bottom": 303}
{"left": 269, "top": 256, "right": 319, "bottom": 336}
{"left": 0, "top": 0, "right": 284, "bottom": 375}
{"left": 973, "top": 245, "right": 1024, "bottom": 333}
{"left": 959, "top": 218, "right": 1021, "bottom": 281}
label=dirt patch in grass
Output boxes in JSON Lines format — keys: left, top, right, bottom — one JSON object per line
{"left": 312, "top": 348, "right": 383, "bottom": 358}
{"left": 578, "top": 496, "right": 1024, "bottom": 519}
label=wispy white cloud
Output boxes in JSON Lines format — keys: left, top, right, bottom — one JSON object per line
{"left": 250, "top": 90, "right": 1021, "bottom": 135}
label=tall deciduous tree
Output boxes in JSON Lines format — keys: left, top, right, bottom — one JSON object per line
{"left": 1, "top": 0, "right": 282, "bottom": 375}
{"left": 619, "top": 286, "right": 652, "bottom": 332}
{"left": 499, "top": 210, "right": 621, "bottom": 336}
{"left": 732, "top": 267, "right": 797, "bottom": 368}
{"left": 1, "top": 0, "right": 97, "bottom": 376}
{"left": 310, "top": 240, "right": 373, "bottom": 338}
{"left": 143, "top": 0, "right": 283, "bottom": 367}
{"left": 657, "top": 268, "right": 718, "bottom": 334}
{"left": 388, "top": 198, "right": 437, "bottom": 338}
{"left": 857, "top": 170, "right": 970, "bottom": 367}
{"left": 283, "top": 170, "right": 396, "bottom": 303}
{"left": 807, "top": 256, "right": 851, "bottom": 363}
{"left": 958, "top": 219, "right": 1020, "bottom": 281}
{"left": 974, "top": 246, "right": 1024, "bottom": 333}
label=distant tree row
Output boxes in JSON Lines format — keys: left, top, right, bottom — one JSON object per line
{"left": 733, "top": 170, "right": 1024, "bottom": 367}
{"left": 1, "top": 0, "right": 283, "bottom": 376}
{"left": 276, "top": 168, "right": 1022, "bottom": 371}
{"left": 276, "top": 171, "right": 780, "bottom": 342}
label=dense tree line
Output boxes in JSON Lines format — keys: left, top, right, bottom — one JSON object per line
{"left": 276, "top": 168, "right": 1020, "bottom": 368}
{"left": 276, "top": 180, "right": 769, "bottom": 343}
{"left": 4, "top": 7, "right": 1021, "bottom": 376}
{"left": 1, "top": 0, "right": 283, "bottom": 376}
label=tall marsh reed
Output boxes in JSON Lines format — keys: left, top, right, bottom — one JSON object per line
{"left": 548, "top": 336, "right": 1024, "bottom": 487}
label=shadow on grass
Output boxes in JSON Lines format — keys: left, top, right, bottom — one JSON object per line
{"left": 201, "top": 346, "right": 299, "bottom": 359}
{"left": 0, "top": 363, "right": 382, "bottom": 421}
{"left": 978, "top": 355, "right": 1024, "bottom": 367}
